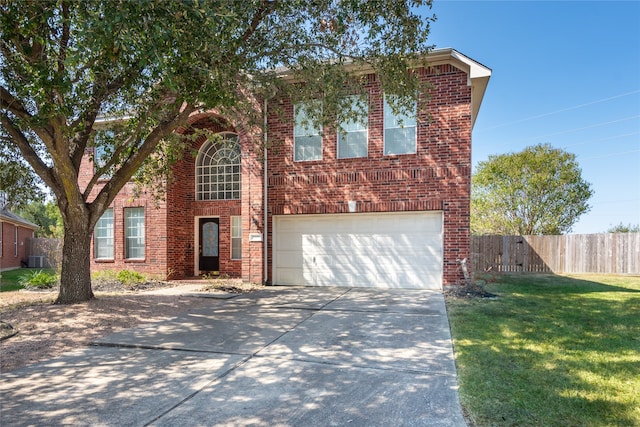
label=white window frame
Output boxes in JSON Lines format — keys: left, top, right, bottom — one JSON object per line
{"left": 195, "top": 132, "right": 241, "bottom": 201}
{"left": 92, "top": 128, "right": 118, "bottom": 179}
{"left": 231, "top": 216, "right": 242, "bottom": 260}
{"left": 124, "top": 207, "right": 145, "bottom": 260}
{"left": 94, "top": 208, "right": 114, "bottom": 259}
{"left": 338, "top": 96, "right": 368, "bottom": 159}
{"left": 294, "top": 101, "right": 322, "bottom": 162}
{"left": 13, "top": 224, "right": 18, "bottom": 257}
{"left": 383, "top": 94, "right": 417, "bottom": 156}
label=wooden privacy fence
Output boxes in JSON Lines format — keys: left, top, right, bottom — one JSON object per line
{"left": 25, "top": 238, "right": 62, "bottom": 269}
{"left": 471, "top": 233, "right": 640, "bottom": 275}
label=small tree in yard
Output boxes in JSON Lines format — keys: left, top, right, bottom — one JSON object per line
{"left": 0, "top": 0, "right": 435, "bottom": 304}
{"left": 472, "top": 143, "right": 593, "bottom": 235}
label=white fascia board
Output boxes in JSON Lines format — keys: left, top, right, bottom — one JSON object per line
{"left": 94, "top": 115, "right": 133, "bottom": 128}
{"left": 428, "top": 48, "right": 492, "bottom": 129}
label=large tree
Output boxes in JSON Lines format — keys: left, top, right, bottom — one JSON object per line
{"left": 471, "top": 143, "right": 593, "bottom": 235}
{"left": 0, "top": 0, "right": 435, "bottom": 303}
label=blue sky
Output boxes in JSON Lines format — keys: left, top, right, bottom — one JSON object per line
{"left": 421, "top": 0, "right": 640, "bottom": 234}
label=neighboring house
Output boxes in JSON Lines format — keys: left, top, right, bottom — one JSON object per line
{"left": 0, "top": 193, "right": 38, "bottom": 272}
{"left": 80, "top": 48, "right": 491, "bottom": 289}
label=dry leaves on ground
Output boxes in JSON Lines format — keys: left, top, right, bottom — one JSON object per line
{"left": 0, "top": 281, "right": 262, "bottom": 373}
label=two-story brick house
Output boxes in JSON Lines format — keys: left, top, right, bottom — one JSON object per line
{"left": 82, "top": 48, "right": 491, "bottom": 289}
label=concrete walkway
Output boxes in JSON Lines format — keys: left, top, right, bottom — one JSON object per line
{"left": 0, "top": 286, "right": 467, "bottom": 426}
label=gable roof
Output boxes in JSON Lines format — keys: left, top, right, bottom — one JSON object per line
{"left": 0, "top": 208, "right": 38, "bottom": 230}
{"left": 427, "top": 48, "right": 492, "bottom": 129}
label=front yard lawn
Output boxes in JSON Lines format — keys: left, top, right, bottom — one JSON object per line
{"left": 0, "top": 268, "right": 57, "bottom": 292}
{"left": 0, "top": 268, "right": 30, "bottom": 292}
{"left": 447, "top": 274, "right": 640, "bottom": 426}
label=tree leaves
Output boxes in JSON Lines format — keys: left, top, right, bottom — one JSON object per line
{"left": 471, "top": 144, "right": 594, "bottom": 235}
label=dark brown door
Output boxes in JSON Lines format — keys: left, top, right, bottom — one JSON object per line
{"left": 199, "top": 218, "right": 219, "bottom": 272}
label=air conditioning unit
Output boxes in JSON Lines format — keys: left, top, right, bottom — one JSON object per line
{"left": 28, "top": 256, "right": 44, "bottom": 268}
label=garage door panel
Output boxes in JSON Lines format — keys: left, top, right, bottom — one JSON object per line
{"left": 278, "top": 268, "right": 304, "bottom": 284}
{"left": 276, "top": 252, "right": 304, "bottom": 269}
{"left": 274, "top": 212, "right": 443, "bottom": 289}
{"left": 277, "top": 233, "right": 303, "bottom": 251}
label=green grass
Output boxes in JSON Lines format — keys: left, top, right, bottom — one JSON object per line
{"left": 447, "top": 274, "right": 640, "bottom": 427}
{"left": 0, "top": 268, "right": 57, "bottom": 292}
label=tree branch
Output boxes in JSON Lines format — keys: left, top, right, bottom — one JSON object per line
{"left": 89, "top": 102, "right": 196, "bottom": 216}
{"left": 242, "top": 0, "right": 275, "bottom": 44}
{"left": 57, "top": 1, "right": 70, "bottom": 76}
{"left": 1, "top": 86, "right": 56, "bottom": 148}
{"left": 0, "top": 112, "right": 55, "bottom": 191}
{"left": 68, "top": 74, "right": 131, "bottom": 169}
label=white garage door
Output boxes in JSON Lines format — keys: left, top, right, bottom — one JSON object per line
{"left": 273, "top": 211, "right": 443, "bottom": 289}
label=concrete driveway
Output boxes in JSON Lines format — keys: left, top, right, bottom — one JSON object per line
{"left": 0, "top": 286, "right": 467, "bottom": 426}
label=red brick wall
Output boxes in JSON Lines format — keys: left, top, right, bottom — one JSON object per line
{"left": 266, "top": 64, "right": 472, "bottom": 285}
{"left": 166, "top": 115, "right": 264, "bottom": 281}
{"left": 79, "top": 147, "right": 170, "bottom": 277}
{"left": 0, "top": 221, "right": 35, "bottom": 270}
{"left": 81, "top": 62, "right": 473, "bottom": 286}
{"left": 90, "top": 182, "right": 170, "bottom": 277}
{"left": 80, "top": 115, "right": 265, "bottom": 282}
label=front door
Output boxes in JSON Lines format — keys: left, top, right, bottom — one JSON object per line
{"left": 199, "top": 218, "right": 219, "bottom": 272}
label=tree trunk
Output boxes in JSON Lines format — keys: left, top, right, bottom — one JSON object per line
{"left": 55, "top": 220, "right": 94, "bottom": 304}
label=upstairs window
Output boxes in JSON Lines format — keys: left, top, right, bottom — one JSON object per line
{"left": 384, "top": 95, "right": 417, "bottom": 155}
{"left": 91, "top": 127, "right": 120, "bottom": 179}
{"left": 294, "top": 101, "right": 322, "bottom": 161}
{"left": 13, "top": 225, "right": 17, "bottom": 256}
{"left": 338, "top": 96, "right": 368, "bottom": 159}
{"left": 196, "top": 132, "right": 241, "bottom": 200}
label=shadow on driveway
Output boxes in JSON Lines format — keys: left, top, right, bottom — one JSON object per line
{"left": 1, "top": 287, "right": 466, "bottom": 426}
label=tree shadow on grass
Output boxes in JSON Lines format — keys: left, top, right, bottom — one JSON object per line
{"left": 448, "top": 274, "right": 640, "bottom": 426}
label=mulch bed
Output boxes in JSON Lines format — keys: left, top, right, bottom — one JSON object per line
{"left": 444, "top": 280, "right": 498, "bottom": 299}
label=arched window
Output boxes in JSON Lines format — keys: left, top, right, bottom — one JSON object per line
{"left": 196, "top": 132, "right": 241, "bottom": 200}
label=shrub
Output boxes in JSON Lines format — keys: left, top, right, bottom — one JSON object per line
{"left": 18, "top": 270, "right": 58, "bottom": 289}
{"left": 91, "top": 269, "right": 118, "bottom": 282}
{"left": 115, "top": 269, "right": 146, "bottom": 287}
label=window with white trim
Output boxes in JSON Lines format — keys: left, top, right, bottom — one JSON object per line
{"left": 231, "top": 216, "right": 242, "bottom": 260}
{"left": 196, "top": 133, "right": 241, "bottom": 201}
{"left": 294, "top": 101, "right": 322, "bottom": 161}
{"left": 124, "top": 207, "right": 145, "bottom": 259}
{"left": 14, "top": 225, "right": 18, "bottom": 256}
{"left": 383, "top": 95, "right": 417, "bottom": 155}
{"left": 91, "top": 128, "right": 117, "bottom": 179}
{"left": 338, "top": 96, "right": 368, "bottom": 159}
{"left": 94, "top": 208, "right": 114, "bottom": 259}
